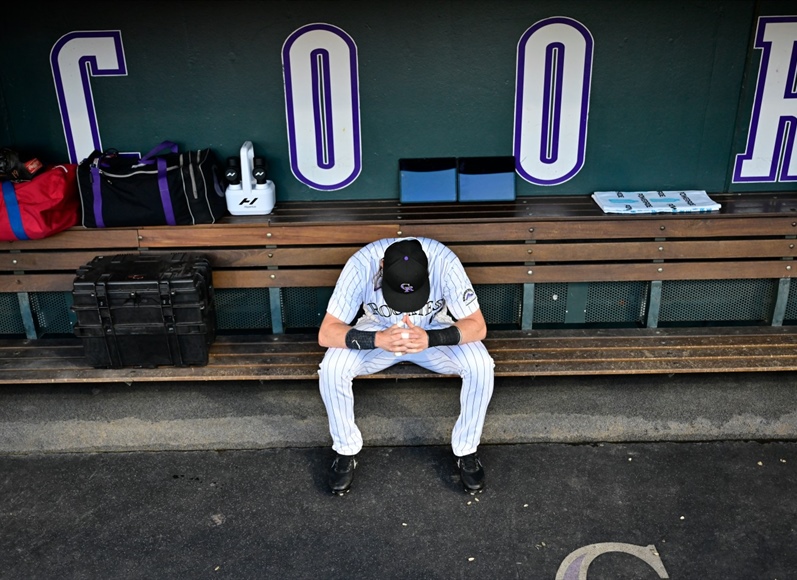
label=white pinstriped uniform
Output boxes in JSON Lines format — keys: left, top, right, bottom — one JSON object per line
{"left": 318, "top": 237, "right": 495, "bottom": 457}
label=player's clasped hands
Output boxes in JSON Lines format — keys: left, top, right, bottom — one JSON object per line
{"left": 378, "top": 314, "right": 427, "bottom": 355}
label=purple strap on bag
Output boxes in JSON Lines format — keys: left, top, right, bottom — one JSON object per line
{"left": 90, "top": 165, "right": 104, "bottom": 228}
{"left": 141, "top": 142, "right": 178, "bottom": 225}
{"left": 156, "top": 157, "right": 177, "bottom": 226}
{"left": 140, "top": 141, "right": 178, "bottom": 164}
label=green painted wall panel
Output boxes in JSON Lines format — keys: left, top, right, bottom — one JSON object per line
{"left": 1, "top": 1, "right": 792, "bottom": 202}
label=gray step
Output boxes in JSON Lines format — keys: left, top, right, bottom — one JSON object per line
{"left": 1, "top": 372, "right": 796, "bottom": 454}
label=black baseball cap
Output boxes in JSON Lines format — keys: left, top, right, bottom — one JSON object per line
{"left": 382, "top": 239, "right": 430, "bottom": 313}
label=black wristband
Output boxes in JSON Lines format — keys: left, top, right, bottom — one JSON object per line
{"left": 345, "top": 328, "right": 376, "bottom": 350}
{"left": 427, "top": 326, "right": 461, "bottom": 348}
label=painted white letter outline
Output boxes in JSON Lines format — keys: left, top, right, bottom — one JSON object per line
{"left": 733, "top": 16, "right": 797, "bottom": 183}
{"left": 556, "top": 542, "right": 669, "bottom": 580}
{"left": 282, "top": 23, "right": 362, "bottom": 191}
{"left": 50, "top": 30, "right": 127, "bottom": 164}
{"left": 514, "top": 17, "right": 594, "bottom": 186}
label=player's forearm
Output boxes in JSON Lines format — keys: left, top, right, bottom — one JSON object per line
{"left": 319, "top": 312, "right": 390, "bottom": 349}
{"left": 450, "top": 309, "right": 487, "bottom": 344}
{"left": 318, "top": 320, "right": 353, "bottom": 348}
{"left": 320, "top": 323, "right": 393, "bottom": 351}
{"left": 453, "top": 318, "right": 487, "bottom": 344}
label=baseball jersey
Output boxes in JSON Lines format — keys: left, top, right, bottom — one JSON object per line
{"left": 327, "top": 237, "right": 480, "bottom": 331}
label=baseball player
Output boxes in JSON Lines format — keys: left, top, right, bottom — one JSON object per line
{"left": 318, "top": 237, "right": 495, "bottom": 495}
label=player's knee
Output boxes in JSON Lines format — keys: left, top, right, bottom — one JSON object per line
{"left": 471, "top": 346, "right": 495, "bottom": 371}
{"left": 318, "top": 353, "right": 337, "bottom": 380}
{"left": 318, "top": 349, "right": 359, "bottom": 382}
{"left": 458, "top": 346, "right": 495, "bottom": 379}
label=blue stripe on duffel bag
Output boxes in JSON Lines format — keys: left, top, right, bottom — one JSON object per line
{"left": 2, "top": 180, "right": 29, "bottom": 240}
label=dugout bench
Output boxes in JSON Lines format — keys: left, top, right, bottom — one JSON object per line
{"left": 1, "top": 192, "right": 797, "bottom": 384}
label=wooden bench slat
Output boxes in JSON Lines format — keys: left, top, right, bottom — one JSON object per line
{"left": 263, "top": 195, "right": 797, "bottom": 224}
{"left": 489, "top": 345, "right": 797, "bottom": 362}
{"left": 1, "top": 326, "right": 796, "bottom": 383}
{"left": 506, "top": 239, "right": 797, "bottom": 262}
{"left": 4, "top": 351, "right": 796, "bottom": 383}
{"left": 212, "top": 269, "right": 343, "bottom": 288}
{"left": 0, "top": 273, "right": 77, "bottom": 292}
{"left": 264, "top": 195, "right": 797, "bottom": 223}
{"left": 0, "top": 339, "right": 320, "bottom": 360}
{"left": 267, "top": 200, "right": 535, "bottom": 223}
{"left": 484, "top": 325, "right": 797, "bottom": 340}
{"left": 191, "top": 247, "right": 360, "bottom": 268}
{"left": 0, "top": 251, "right": 120, "bottom": 272}
{"left": 393, "top": 217, "right": 797, "bottom": 242}
{"left": 137, "top": 224, "right": 404, "bottom": 247}
{"left": 484, "top": 336, "right": 797, "bottom": 350}
{"left": 0, "top": 228, "right": 140, "bottom": 250}
{"left": 493, "top": 358, "right": 797, "bottom": 375}
{"left": 5, "top": 345, "right": 778, "bottom": 368}
{"left": 498, "top": 328, "right": 797, "bottom": 346}
{"left": 4, "top": 241, "right": 795, "bottom": 278}
{"left": 4, "top": 258, "right": 794, "bottom": 294}
{"left": 469, "top": 261, "right": 796, "bottom": 284}
{"left": 4, "top": 327, "right": 796, "bottom": 360}
{"left": 0, "top": 354, "right": 322, "bottom": 372}
{"left": 451, "top": 240, "right": 797, "bottom": 263}
{"left": 523, "top": 217, "right": 797, "bottom": 240}
{"left": 211, "top": 259, "right": 797, "bottom": 289}
{"left": 710, "top": 193, "right": 797, "bottom": 213}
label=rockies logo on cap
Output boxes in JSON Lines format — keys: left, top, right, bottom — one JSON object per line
{"left": 382, "top": 239, "right": 430, "bottom": 313}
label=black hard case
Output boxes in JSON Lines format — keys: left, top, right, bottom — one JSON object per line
{"left": 72, "top": 253, "right": 215, "bottom": 368}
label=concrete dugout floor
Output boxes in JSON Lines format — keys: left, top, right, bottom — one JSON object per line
{"left": 1, "top": 442, "right": 795, "bottom": 579}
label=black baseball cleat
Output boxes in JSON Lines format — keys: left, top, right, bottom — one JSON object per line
{"left": 328, "top": 453, "right": 358, "bottom": 495}
{"left": 457, "top": 453, "right": 485, "bottom": 494}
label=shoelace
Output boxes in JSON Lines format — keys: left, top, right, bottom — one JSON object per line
{"left": 459, "top": 454, "right": 481, "bottom": 472}
{"left": 333, "top": 456, "right": 356, "bottom": 473}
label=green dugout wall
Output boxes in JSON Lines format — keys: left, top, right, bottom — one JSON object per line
{"left": 2, "top": 1, "right": 797, "bottom": 337}
{"left": 1, "top": 0, "right": 795, "bottom": 201}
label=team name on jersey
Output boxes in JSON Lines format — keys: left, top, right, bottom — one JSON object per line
{"left": 366, "top": 299, "right": 446, "bottom": 319}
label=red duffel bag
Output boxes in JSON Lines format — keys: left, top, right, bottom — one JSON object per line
{"left": 1, "top": 164, "right": 79, "bottom": 242}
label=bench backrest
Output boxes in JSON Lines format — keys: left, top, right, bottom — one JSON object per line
{"left": 2, "top": 194, "right": 796, "bottom": 336}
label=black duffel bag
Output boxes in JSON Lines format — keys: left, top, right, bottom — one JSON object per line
{"left": 77, "top": 141, "right": 228, "bottom": 228}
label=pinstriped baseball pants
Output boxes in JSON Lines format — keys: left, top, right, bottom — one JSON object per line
{"left": 318, "top": 342, "right": 495, "bottom": 457}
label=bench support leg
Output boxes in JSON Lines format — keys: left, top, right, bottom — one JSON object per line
{"left": 564, "top": 282, "right": 588, "bottom": 325}
{"left": 522, "top": 283, "right": 535, "bottom": 331}
{"left": 771, "top": 278, "right": 791, "bottom": 327}
{"left": 269, "top": 287, "right": 284, "bottom": 334}
{"left": 646, "top": 281, "right": 662, "bottom": 329}
{"left": 16, "top": 292, "right": 38, "bottom": 340}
